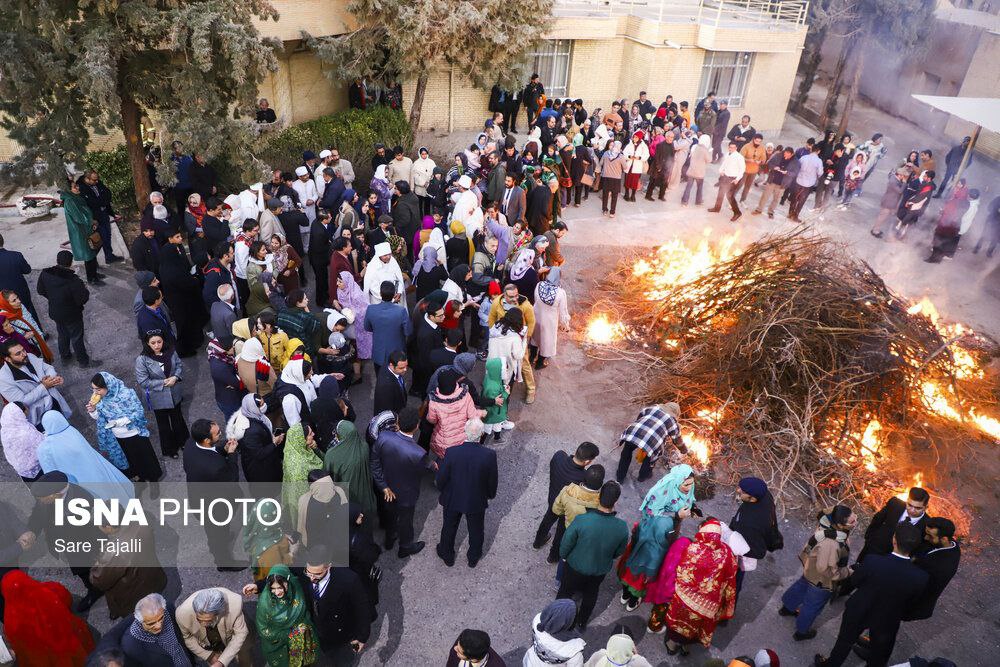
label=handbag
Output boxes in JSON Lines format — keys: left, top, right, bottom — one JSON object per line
{"left": 591, "top": 173, "right": 601, "bottom": 191}
{"left": 580, "top": 173, "right": 595, "bottom": 187}
{"left": 86, "top": 230, "right": 103, "bottom": 251}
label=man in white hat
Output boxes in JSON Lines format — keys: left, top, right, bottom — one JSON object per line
{"left": 292, "top": 166, "right": 318, "bottom": 224}
{"left": 452, "top": 174, "right": 480, "bottom": 231}
{"left": 315, "top": 149, "right": 334, "bottom": 198}
{"left": 238, "top": 182, "right": 264, "bottom": 223}
{"left": 362, "top": 242, "right": 405, "bottom": 304}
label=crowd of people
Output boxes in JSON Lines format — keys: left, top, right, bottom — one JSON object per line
{"left": 0, "top": 77, "right": 976, "bottom": 666}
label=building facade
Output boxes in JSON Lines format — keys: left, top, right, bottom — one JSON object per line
{"left": 0, "top": 0, "right": 808, "bottom": 161}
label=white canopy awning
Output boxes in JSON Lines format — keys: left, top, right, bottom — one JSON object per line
{"left": 911, "top": 95, "right": 1000, "bottom": 134}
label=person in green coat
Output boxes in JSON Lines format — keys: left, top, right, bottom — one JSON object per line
{"left": 323, "top": 420, "right": 378, "bottom": 527}
{"left": 59, "top": 180, "right": 101, "bottom": 284}
{"left": 482, "top": 357, "right": 510, "bottom": 438}
{"left": 251, "top": 563, "right": 318, "bottom": 666}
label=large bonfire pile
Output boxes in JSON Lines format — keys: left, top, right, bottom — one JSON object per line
{"left": 585, "top": 230, "right": 999, "bottom": 534}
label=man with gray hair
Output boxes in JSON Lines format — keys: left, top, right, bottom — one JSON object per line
{"left": 175, "top": 587, "right": 252, "bottom": 666}
{"left": 210, "top": 283, "right": 238, "bottom": 352}
{"left": 95, "top": 592, "right": 191, "bottom": 666}
{"left": 434, "top": 417, "right": 499, "bottom": 568}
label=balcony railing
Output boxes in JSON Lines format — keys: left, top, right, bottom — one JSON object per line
{"left": 553, "top": 0, "right": 809, "bottom": 27}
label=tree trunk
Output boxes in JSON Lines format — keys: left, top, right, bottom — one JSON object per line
{"left": 817, "top": 38, "right": 849, "bottom": 132}
{"left": 408, "top": 70, "right": 429, "bottom": 129}
{"left": 793, "top": 25, "right": 828, "bottom": 112}
{"left": 837, "top": 44, "right": 865, "bottom": 137}
{"left": 120, "top": 89, "right": 149, "bottom": 243}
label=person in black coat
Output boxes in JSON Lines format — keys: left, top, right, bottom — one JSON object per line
{"left": 136, "top": 286, "right": 177, "bottom": 347}
{"left": 906, "top": 517, "right": 960, "bottom": 621}
{"left": 36, "top": 251, "right": 99, "bottom": 366}
{"left": 230, "top": 396, "right": 284, "bottom": 486}
{"left": 76, "top": 170, "right": 124, "bottom": 264}
{"left": 408, "top": 292, "right": 446, "bottom": 398}
{"left": 22, "top": 472, "right": 105, "bottom": 610}
{"left": 391, "top": 181, "right": 422, "bottom": 263}
{"left": 427, "top": 328, "right": 461, "bottom": 377}
{"left": 347, "top": 502, "right": 383, "bottom": 607}
{"left": 435, "top": 420, "right": 498, "bottom": 568}
{"left": 858, "top": 487, "right": 930, "bottom": 562}
{"left": 183, "top": 419, "right": 245, "bottom": 571}
{"left": 189, "top": 152, "right": 218, "bottom": 201}
{"left": 729, "top": 476, "right": 780, "bottom": 595}
{"left": 158, "top": 230, "right": 207, "bottom": 357}
{"left": 94, "top": 599, "right": 186, "bottom": 667}
{"left": 308, "top": 211, "right": 333, "bottom": 308}
{"left": 201, "top": 244, "right": 237, "bottom": 313}
{"left": 201, "top": 198, "right": 231, "bottom": 249}
{"left": 130, "top": 220, "right": 161, "bottom": 276}
{"left": 278, "top": 206, "right": 307, "bottom": 258}
{"left": 373, "top": 350, "right": 409, "bottom": 415}
{"left": 302, "top": 545, "right": 375, "bottom": 662}
{"left": 533, "top": 442, "right": 599, "bottom": 549}
{"left": 0, "top": 237, "right": 41, "bottom": 324}
{"left": 815, "top": 523, "right": 929, "bottom": 667}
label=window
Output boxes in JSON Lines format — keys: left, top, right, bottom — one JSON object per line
{"left": 698, "top": 51, "right": 754, "bottom": 107}
{"left": 531, "top": 40, "right": 573, "bottom": 99}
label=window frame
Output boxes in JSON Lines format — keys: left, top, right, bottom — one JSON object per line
{"left": 530, "top": 39, "right": 573, "bottom": 99}
{"left": 698, "top": 51, "right": 754, "bottom": 107}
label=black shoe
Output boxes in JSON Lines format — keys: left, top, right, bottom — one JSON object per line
{"left": 657, "top": 196, "right": 666, "bottom": 201}
{"left": 644, "top": 195, "right": 654, "bottom": 201}
{"left": 436, "top": 544, "right": 455, "bottom": 567}
{"left": 468, "top": 556, "right": 480, "bottom": 568}
{"left": 216, "top": 565, "right": 248, "bottom": 572}
{"left": 546, "top": 552, "right": 560, "bottom": 564}
{"left": 61, "top": 354, "right": 74, "bottom": 362}
{"left": 532, "top": 533, "right": 551, "bottom": 550}
{"left": 398, "top": 541, "right": 425, "bottom": 558}
{"left": 76, "top": 591, "right": 102, "bottom": 612}
{"left": 105, "top": 254, "right": 125, "bottom": 264}
{"left": 794, "top": 629, "right": 817, "bottom": 641}
{"left": 95, "top": 272, "right": 107, "bottom": 280}
{"left": 78, "top": 358, "right": 103, "bottom": 368}
{"left": 778, "top": 606, "right": 798, "bottom": 616}
{"left": 88, "top": 279, "right": 106, "bottom": 286}
{"left": 576, "top": 621, "right": 588, "bottom": 632}
{"left": 384, "top": 535, "right": 397, "bottom": 551}
{"left": 814, "top": 656, "right": 829, "bottom": 666}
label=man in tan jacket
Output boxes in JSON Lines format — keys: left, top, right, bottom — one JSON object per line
{"left": 487, "top": 283, "right": 537, "bottom": 403}
{"left": 175, "top": 587, "right": 253, "bottom": 666}
{"left": 778, "top": 505, "right": 857, "bottom": 641}
{"left": 546, "top": 465, "right": 605, "bottom": 564}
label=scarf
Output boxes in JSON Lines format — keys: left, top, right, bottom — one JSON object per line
{"left": 1, "top": 402, "right": 43, "bottom": 478}
{"left": 0, "top": 295, "right": 51, "bottom": 361}
{"left": 38, "top": 411, "right": 134, "bottom": 502}
{"left": 282, "top": 423, "right": 322, "bottom": 527}
{"left": 243, "top": 498, "right": 284, "bottom": 564}
{"left": 128, "top": 617, "right": 191, "bottom": 667}
{"left": 323, "top": 420, "right": 378, "bottom": 520}
{"left": 640, "top": 463, "right": 695, "bottom": 517}
{"left": 141, "top": 339, "right": 174, "bottom": 378}
{"left": 593, "top": 634, "right": 638, "bottom": 667}
{"left": 412, "top": 244, "right": 439, "bottom": 279}
{"left": 255, "top": 564, "right": 317, "bottom": 667}
{"left": 537, "top": 266, "right": 561, "bottom": 306}
{"left": 207, "top": 338, "right": 236, "bottom": 367}
{"left": 93, "top": 372, "right": 150, "bottom": 467}
{"left": 187, "top": 201, "right": 207, "bottom": 224}
{"left": 281, "top": 359, "right": 318, "bottom": 404}
{"left": 0, "top": 314, "right": 39, "bottom": 357}
{"left": 239, "top": 392, "right": 273, "bottom": 434}
{"left": 509, "top": 248, "right": 535, "bottom": 281}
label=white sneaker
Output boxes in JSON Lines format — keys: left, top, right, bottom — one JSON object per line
{"left": 500, "top": 421, "right": 515, "bottom": 430}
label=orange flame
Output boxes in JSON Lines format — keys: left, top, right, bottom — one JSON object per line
{"left": 584, "top": 314, "right": 625, "bottom": 345}
{"left": 896, "top": 472, "right": 925, "bottom": 501}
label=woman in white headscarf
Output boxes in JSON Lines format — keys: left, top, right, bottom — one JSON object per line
{"left": 584, "top": 632, "right": 652, "bottom": 667}
{"left": 278, "top": 357, "right": 324, "bottom": 428}
{"left": 370, "top": 164, "right": 393, "bottom": 215}
{"left": 362, "top": 241, "right": 406, "bottom": 304}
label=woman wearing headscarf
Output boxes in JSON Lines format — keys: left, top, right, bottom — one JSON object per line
{"left": 446, "top": 220, "right": 475, "bottom": 271}
{"left": 531, "top": 267, "right": 570, "bottom": 369}
{"left": 583, "top": 631, "right": 653, "bottom": 667}
{"left": 88, "top": 372, "right": 162, "bottom": 483}
{"left": 323, "top": 419, "right": 379, "bottom": 524}
{"left": 247, "top": 563, "right": 318, "bottom": 666}
{"left": 0, "top": 313, "right": 41, "bottom": 358}
{"left": 276, "top": 357, "right": 324, "bottom": 429}
{"left": 59, "top": 177, "right": 101, "bottom": 284}
{"left": 370, "top": 164, "right": 393, "bottom": 214}
{"left": 0, "top": 290, "right": 51, "bottom": 361}
{"left": 509, "top": 247, "right": 540, "bottom": 305}
{"left": 334, "top": 270, "right": 372, "bottom": 373}
{"left": 465, "top": 143, "right": 483, "bottom": 171}
{"left": 412, "top": 147, "right": 436, "bottom": 216}
{"left": 441, "top": 264, "right": 474, "bottom": 330}
{"left": 227, "top": 393, "right": 284, "bottom": 485}
{"left": 236, "top": 336, "right": 276, "bottom": 397}
{"left": 135, "top": 331, "right": 188, "bottom": 459}
{"left": 927, "top": 179, "right": 972, "bottom": 263}
{"left": 622, "top": 131, "right": 650, "bottom": 202}
{"left": 481, "top": 357, "right": 511, "bottom": 437}
{"left": 282, "top": 423, "right": 323, "bottom": 527}
{"left": 268, "top": 233, "right": 302, "bottom": 295}
{"left": 1, "top": 570, "right": 95, "bottom": 666}
{"left": 644, "top": 530, "right": 693, "bottom": 634}
{"left": 663, "top": 518, "right": 738, "bottom": 655}
{"left": 1, "top": 401, "right": 43, "bottom": 482}
{"left": 617, "top": 464, "right": 696, "bottom": 611}
{"left": 246, "top": 241, "right": 274, "bottom": 317}
{"left": 525, "top": 176, "right": 554, "bottom": 236}
{"left": 347, "top": 503, "right": 383, "bottom": 606}
{"left": 570, "top": 144, "right": 594, "bottom": 207}
{"left": 523, "top": 599, "right": 586, "bottom": 667}
{"left": 159, "top": 229, "right": 207, "bottom": 356}
{"left": 37, "top": 410, "right": 134, "bottom": 503}
{"left": 311, "top": 376, "right": 356, "bottom": 448}
{"left": 426, "top": 166, "right": 449, "bottom": 215}
{"left": 599, "top": 140, "right": 626, "bottom": 217}
{"left": 208, "top": 336, "right": 245, "bottom": 421}
{"left": 488, "top": 307, "right": 526, "bottom": 389}
{"left": 412, "top": 244, "right": 448, "bottom": 300}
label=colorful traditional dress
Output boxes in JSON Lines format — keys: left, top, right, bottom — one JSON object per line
{"left": 281, "top": 423, "right": 323, "bottom": 526}
{"left": 254, "top": 564, "right": 318, "bottom": 666}
{"left": 243, "top": 499, "right": 292, "bottom": 586}
{"left": 335, "top": 270, "right": 372, "bottom": 360}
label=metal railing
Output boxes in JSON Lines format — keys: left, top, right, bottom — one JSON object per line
{"left": 553, "top": 0, "right": 809, "bottom": 27}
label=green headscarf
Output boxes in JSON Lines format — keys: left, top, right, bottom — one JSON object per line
{"left": 255, "top": 563, "right": 318, "bottom": 667}
{"left": 640, "top": 463, "right": 695, "bottom": 517}
{"left": 323, "top": 420, "right": 378, "bottom": 522}
{"left": 243, "top": 499, "right": 283, "bottom": 565}
{"left": 482, "top": 358, "right": 506, "bottom": 399}
{"left": 282, "top": 423, "right": 323, "bottom": 525}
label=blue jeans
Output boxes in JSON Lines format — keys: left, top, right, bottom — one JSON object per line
{"left": 781, "top": 575, "right": 832, "bottom": 633}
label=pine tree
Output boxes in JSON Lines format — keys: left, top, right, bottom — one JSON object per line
{"left": 308, "top": 0, "right": 553, "bottom": 128}
{"left": 0, "top": 0, "right": 279, "bottom": 216}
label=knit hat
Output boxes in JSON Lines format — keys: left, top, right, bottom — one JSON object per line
{"left": 488, "top": 280, "right": 502, "bottom": 297}
{"left": 755, "top": 649, "right": 780, "bottom": 667}
{"left": 661, "top": 402, "right": 680, "bottom": 419}
{"left": 303, "top": 150, "right": 316, "bottom": 160}
{"left": 739, "top": 476, "right": 768, "bottom": 500}
{"left": 267, "top": 198, "right": 283, "bottom": 210}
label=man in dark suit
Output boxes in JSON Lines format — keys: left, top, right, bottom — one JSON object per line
{"left": 427, "top": 328, "right": 461, "bottom": 379}
{"left": 308, "top": 210, "right": 333, "bottom": 308}
{"left": 302, "top": 545, "right": 374, "bottom": 666}
{"left": 370, "top": 407, "right": 433, "bottom": 557}
{"left": 209, "top": 284, "right": 238, "bottom": 349}
{"left": 858, "top": 486, "right": 930, "bottom": 562}
{"left": 21, "top": 471, "right": 105, "bottom": 611}
{"left": 815, "top": 523, "right": 930, "bottom": 667}
{"left": 0, "top": 234, "right": 41, "bottom": 324}
{"left": 373, "top": 350, "right": 408, "bottom": 415}
{"left": 77, "top": 169, "right": 125, "bottom": 264}
{"left": 446, "top": 629, "right": 507, "bottom": 667}
{"left": 409, "top": 291, "right": 447, "bottom": 398}
{"left": 435, "top": 419, "right": 498, "bottom": 568}
{"left": 183, "top": 419, "right": 245, "bottom": 571}
{"left": 364, "top": 280, "right": 412, "bottom": 374}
